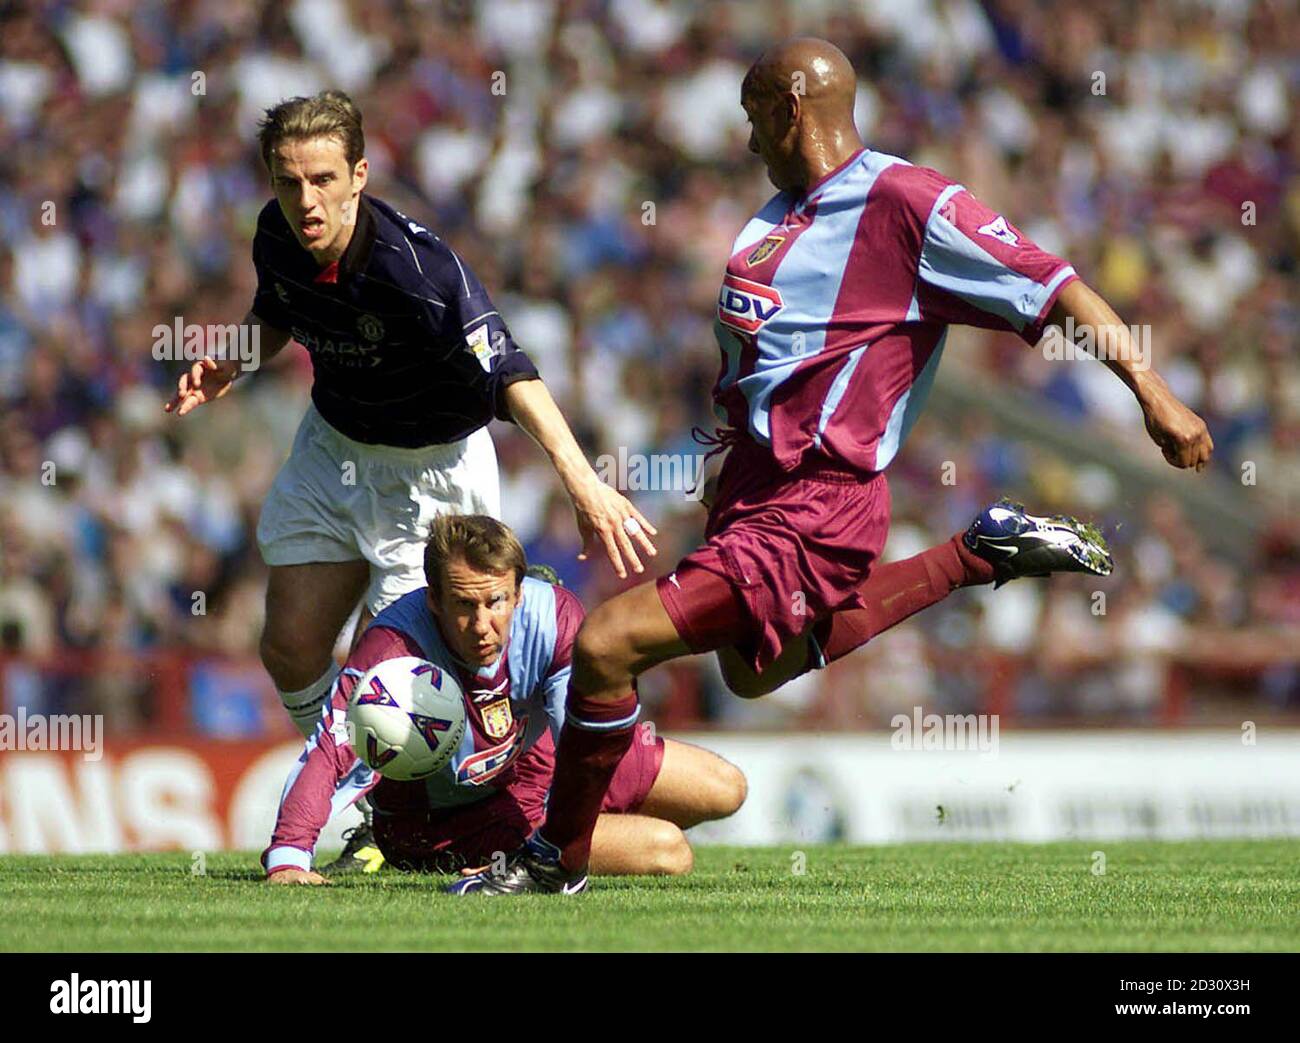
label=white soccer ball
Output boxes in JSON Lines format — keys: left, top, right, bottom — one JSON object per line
{"left": 346, "top": 656, "right": 466, "bottom": 781}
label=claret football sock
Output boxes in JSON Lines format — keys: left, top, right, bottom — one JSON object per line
{"left": 278, "top": 662, "right": 342, "bottom": 738}
{"left": 540, "top": 686, "right": 640, "bottom": 872}
{"left": 812, "top": 532, "right": 995, "bottom": 666}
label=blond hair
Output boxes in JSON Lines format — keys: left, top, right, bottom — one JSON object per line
{"left": 256, "top": 89, "right": 365, "bottom": 172}
{"left": 424, "top": 515, "right": 527, "bottom": 595}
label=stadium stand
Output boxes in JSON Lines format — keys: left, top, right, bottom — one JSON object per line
{"left": 0, "top": 0, "right": 1296, "bottom": 733}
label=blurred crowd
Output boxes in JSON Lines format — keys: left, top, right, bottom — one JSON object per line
{"left": 0, "top": 0, "right": 1297, "bottom": 734}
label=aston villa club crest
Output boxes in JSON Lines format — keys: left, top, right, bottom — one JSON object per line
{"left": 481, "top": 699, "right": 513, "bottom": 740}
{"left": 357, "top": 313, "right": 384, "bottom": 342}
{"left": 745, "top": 235, "right": 785, "bottom": 267}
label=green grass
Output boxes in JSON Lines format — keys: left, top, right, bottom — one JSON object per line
{"left": 2, "top": 841, "right": 1297, "bottom": 952}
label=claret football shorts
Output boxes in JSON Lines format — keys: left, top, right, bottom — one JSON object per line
{"left": 256, "top": 403, "right": 501, "bottom": 613}
{"left": 657, "top": 437, "right": 890, "bottom": 672}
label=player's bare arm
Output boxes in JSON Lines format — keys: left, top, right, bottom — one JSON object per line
{"left": 163, "top": 310, "right": 291, "bottom": 417}
{"left": 1045, "top": 280, "right": 1214, "bottom": 472}
{"left": 503, "top": 378, "right": 658, "bottom": 579}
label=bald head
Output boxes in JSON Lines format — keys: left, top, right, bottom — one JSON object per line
{"left": 741, "top": 38, "right": 862, "bottom": 193}
{"left": 743, "top": 37, "right": 858, "bottom": 120}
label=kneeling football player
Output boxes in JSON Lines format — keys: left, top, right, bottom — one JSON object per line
{"left": 261, "top": 514, "right": 745, "bottom": 884}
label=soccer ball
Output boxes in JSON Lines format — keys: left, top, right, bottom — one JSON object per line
{"left": 346, "top": 656, "right": 466, "bottom": 780}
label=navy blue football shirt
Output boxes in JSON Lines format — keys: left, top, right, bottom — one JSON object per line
{"left": 250, "top": 193, "right": 539, "bottom": 447}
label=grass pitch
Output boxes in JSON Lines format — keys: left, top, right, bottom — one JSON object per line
{"left": 2, "top": 841, "right": 1297, "bottom": 952}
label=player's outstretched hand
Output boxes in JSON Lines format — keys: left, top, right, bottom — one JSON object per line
{"left": 570, "top": 475, "right": 658, "bottom": 580}
{"left": 1139, "top": 377, "right": 1214, "bottom": 471}
{"left": 164, "top": 356, "right": 242, "bottom": 417}
{"left": 266, "top": 868, "right": 332, "bottom": 886}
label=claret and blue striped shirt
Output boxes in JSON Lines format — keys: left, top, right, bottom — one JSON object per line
{"left": 713, "top": 148, "right": 1078, "bottom": 475}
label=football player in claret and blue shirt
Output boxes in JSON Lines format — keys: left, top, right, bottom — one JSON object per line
{"left": 459, "top": 38, "right": 1214, "bottom": 895}
{"left": 262, "top": 515, "right": 746, "bottom": 886}
{"left": 164, "top": 91, "right": 658, "bottom": 873}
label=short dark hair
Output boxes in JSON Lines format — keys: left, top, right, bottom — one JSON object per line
{"left": 424, "top": 515, "right": 527, "bottom": 596}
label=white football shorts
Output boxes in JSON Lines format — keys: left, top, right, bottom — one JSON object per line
{"left": 256, "top": 403, "right": 501, "bottom": 613}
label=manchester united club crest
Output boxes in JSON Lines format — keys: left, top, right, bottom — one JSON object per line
{"left": 480, "top": 699, "right": 513, "bottom": 740}
{"left": 745, "top": 235, "right": 785, "bottom": 267}
{"left": 357, "top": 313, "right": 384, "bottom": 342}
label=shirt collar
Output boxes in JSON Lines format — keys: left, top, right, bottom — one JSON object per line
{"left": 335, "top": 193, "right": 376, "bottom": 280}
{"left": 797, "top": 147, "right": 866, "bottom": 204}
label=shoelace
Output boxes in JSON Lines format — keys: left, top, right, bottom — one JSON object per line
{"left": 689, "top": 425, "right": 742, "bottom": 499}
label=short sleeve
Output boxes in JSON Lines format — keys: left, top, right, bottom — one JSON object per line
{"left": 424, "top": 241, "right": 541, "bottom": 422}
{"left": 913, "top": 186, "right": 1077, "bottom": 345}
{"left": 540, "top": 585, "right": 585, "bottom": 741}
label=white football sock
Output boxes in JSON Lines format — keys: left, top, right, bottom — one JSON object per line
{"left": 278, "top": 662, "right": 341, "bottom": 738}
